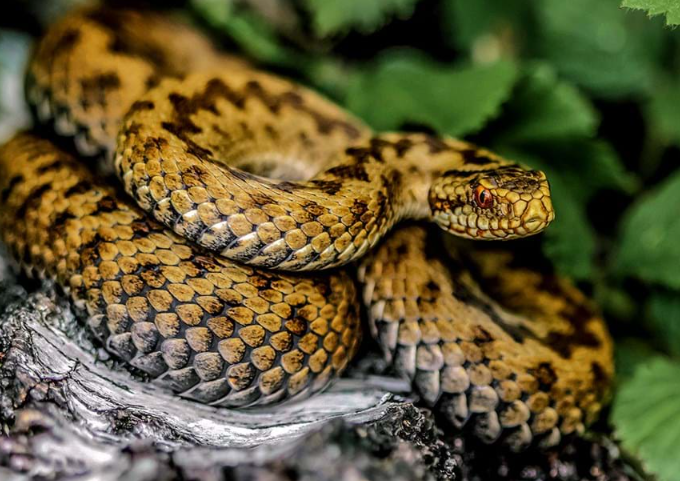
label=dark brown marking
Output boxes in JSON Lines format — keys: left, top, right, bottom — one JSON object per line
{"left": 130, "top": 220, "right": 151, "bottom": 235}
{"left": 126, "top": 122, "right": 142, "bottom": 136}
{"left": 156, "top": 78, "right": 362, "bottom": 160}
{"left": 95, "top": 196, "right": 118, "bottom": 213}
{"left": 229, "top": 168, "right": 260, "bottom": 184}
{"left": 345, "top": 146, "right": 373, "bottom": 165}
{"left": 349, "top": 199, "right": 368, "bottom": 216}
{"left": 250, "top": 192, "right": 273, "bottom": 205}
{"left": 272, "top": 181, "right": 297, "bottom": 193}
{"left": 107, "top": 33, "right": 168, "bottom": 70}
{"left": 36, "top": 159, "right": 66, "bottom": 175}
{"left": 52, "top": 211, "right": 77, "bottom": 231}
{"left": 128, "top": 100, "right": 155, "bottom": 115}
{"left": 425, "top": 280, "right": 440, "bottom": 293}
{"left": 248, "top": 274, "right": 270, "bottom": 289}
{"left": 298, "top": 131, "right": 313, "bottom": 148}
{"left": 367, "top": 138, "right": 393, "bottom": 162}
{"left": 309, "top": 179, "right": 342, "bottom": 195}
{"left": 393, "top": 137, "right": 415, "bottom": 157}
{"left": 192, "top": 256, "right": 223, "bottom": 273}
{"left": 64, "top": 181, "right": 91, "bottom": 198}
{"left": 161, "top": 122, "right": 213, "bottom": 159}
{"left": 326, "top": 164, "right": 369, "bottom": 182}
{"left": 546, "top": 304, "right": 601, "bottom": 358}
{"left": 211, "top": 124, "right": 232, "bottom": 140}
{"left": 264, "top": 124, "right": 279, "bottom": 140}
{"left": 1, "top": 175, "right": 25, "bottom": 203}
{"left": 169, "top": 92, "right": 217, "bottom": 117}
{"left": 39, "top": 28, "right": 80, "bottom": 64}
{"left": 16, "top": 183, "right": 52, "bottom": 218}
{"left": 452, "top": 279, "right": 537, "bottom": 344}
{"left": 460, "top": 148, "right": 495, "bottom": 165}
{"left": 473, "top": 326, "right": 493, "bottom": 344}
{"left": 304, "top": 202, "right": 325, "bottom": 216}
{"left": 142, "top": 136, "right": 169, "bottom": 154}
{"left": 80, "top": 245, "right": 100, "bottom": 266}
{"left": 79, "top": 72, "right": 121, "bottom": 109}
{"left": 379, "top": 170, "right": 403, "bottom": 216}
{"left": 396, "top": 243, "right": 409, "bottom": 256}
{"left": 533, "top": 275, "right": 603, "bottom": 357}
{"left": 55, "top": 29, "right": 81, "bottom": 51}
{"left": 422, "top": 136, "right": 452, "bottom": 154}
{"left": 442, "top": 164, "right": 520, "bottom": 179}
{"left": 145, "top": 74, "right": 161, "bottom": 89}
{"left": 591, "top": 361, "right": 610, "bottom": 394}
{"left": 160, "top": 91, "right": 219, "bottom": 158}
{"left": 344, "top": 136, "right": 419, "bottom": 167}
{"left": 84, "top": 8, "right": 182, "bottom": 77}
{"left": 534, "top": 362, "right": 557, "bottom": 391}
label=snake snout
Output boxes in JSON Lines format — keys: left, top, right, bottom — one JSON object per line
{"left": 519, "top": 196, "right": 555, "bottom": 234}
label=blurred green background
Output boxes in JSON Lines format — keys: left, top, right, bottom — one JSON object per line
{"left": 2, "top": 0, "right": 680, "bottom": 478}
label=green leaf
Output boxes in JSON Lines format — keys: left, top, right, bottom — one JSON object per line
{"left": 303, "top": 0, "right": 419, "bottom": 36}
{"left": 493, "top": 64, "right": 599, "bottom": 145}
{"left": 192, "top": 0, "right": 303, "bottom": 68}
{"left": 535, "top": 0, "right": 665, "bottom": 97}
{"left": 597, "top": 284, "right": 638, "bottom": 323}
{"left": 614, "top": 339, "right": 660, "bottom": 381}
{"left": 612, "top": 357, "right": 680, "bottom": 481}
{"left": 345, "top": 50, "right": 519, "bottom": 136}
{"left": 442, "top": 0, "right": 534, "bottom": 51}
{"left": 646, "top": 292, "right": 680, "bottom": 357}
{"left": 615, "top": 169, "right": 680, "bottom": 289}
{"left": 646, "top": 76, "right": 680, "bottom": 147}
{"left": 192, "top": 0, "right": 234, "bottom": 26}
{"left": 622, "top": 0, "right": 680, "bottom": 26}
{"left": 536, "top": 173, "right": 597, "bottom": 280}
{"left": 520, "top": 140, "right": 638, "bottom": 204}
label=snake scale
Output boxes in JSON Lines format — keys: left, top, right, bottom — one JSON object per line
{"left": 0, "top": 6, "right": 613, "bottom": 450}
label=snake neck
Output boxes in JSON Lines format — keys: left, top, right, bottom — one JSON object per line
{"left": 313, "top": 133, "right": 479, "bottom": 221}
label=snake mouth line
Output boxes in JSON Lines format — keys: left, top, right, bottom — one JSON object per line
{"left": 438, "top": 213, "right": 552, "bottom": 240}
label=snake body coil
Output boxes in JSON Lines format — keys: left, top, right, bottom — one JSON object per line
{"left": 0, "top": 6, "right": 613, "bottom": 450}
{"left": 1, "top": 133, "right": 361, "bottom": 406}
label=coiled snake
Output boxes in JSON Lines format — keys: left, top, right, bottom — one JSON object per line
{"left": 0, "top": 7, "right": 613, "bottom": 450}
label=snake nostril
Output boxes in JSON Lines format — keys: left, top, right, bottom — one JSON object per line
{"left": 524, "top": 216, "right": 542, "bottom": 228}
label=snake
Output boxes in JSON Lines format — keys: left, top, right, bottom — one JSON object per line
{"left": 0, "top": 6, "right": 613, "bottom": 451}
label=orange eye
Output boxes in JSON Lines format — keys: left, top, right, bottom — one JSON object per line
{"left": 474, "top": 186, "right": 493, "bottom": 209}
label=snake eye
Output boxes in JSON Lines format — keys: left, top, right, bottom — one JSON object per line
{"left": 474, "top": 185, "right": 493, "bottom": 209}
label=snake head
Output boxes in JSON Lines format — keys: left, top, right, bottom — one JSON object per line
{"left": 428, "top": 165, "right": 555, "bottom": 240}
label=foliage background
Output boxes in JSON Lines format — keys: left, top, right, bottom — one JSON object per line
{"left": 2, "top": 0, "right": 680, "bottom": 479}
